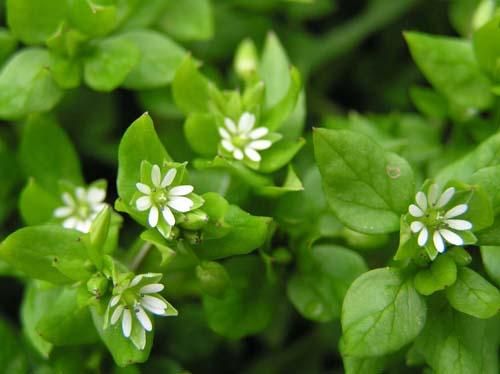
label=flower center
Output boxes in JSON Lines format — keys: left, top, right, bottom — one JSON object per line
{"left": 232, "top": 135, "right": 249, "bottom": 148}
{"left": 77, "top": 203, "right": 90, "bottom": 219}
{"left": 151, "top": 188, "right": 168, "bottom": 206}
{"left": 122, "top": 289, "right": 139, "bottom": 306}
{"left": 422, "top": 208, "right": 444, "bottom": 229}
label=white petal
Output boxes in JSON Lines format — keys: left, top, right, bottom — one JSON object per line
{"left": 444, "top": 204, "right": 468, "bottom": 218}
{"left": 445, "top": 219, "right": 473, "bottom": 231}
{"left": 151, "top": 165, "right": 162, "bottom": 188}
{"left": 141, "top": 295, "right": 167, "bottom": 315}
{"left": 136, "top": 196, "right": 152, "bottom": 211}
{"left": 62, "top": 217, "right": 78, "bottom": 229}
{"left": 111, "top": 305, "right": 124, "bottom": 325}
{"left": 122, "top": 309, "right": 132, "bottom": 337}
{"left": 140, "top": 283, "right": 164, "bottom": 294}
{"left": 76, "top": 187, "right": 86, "bottom": 201}
{"left": 162, "top": 207, "right": 175, "bottom": 226}
{"left": 110, "top": 295, "right": 121, "bottom": 307}
{"left": 148, "top": 206, "right": 159, "bottom": 227}
{"left": 135, "top": 306, "right": 152, "bottom": 331}
{"left": 433, "top": 231, "right": 445, "bottom": 253}
{"left": 218, "top": 127, "right": 231, "bottom": 140}
{"left": 88, "top": 187, "right": 106, "bottom": 203}
{"left": 427, "top": 184, "right": 439, "bottom": 206}
{"left": 136, "top": 183, "right": 151, "bottom": 194}
{"left": 415, "top": 191, "right": 427, "bottom": 211}
{"left": 233, "top": 148, "right": 244, "bottom": 160}
{"left": 161, "top": 169, "right": 177, "bottom": 188}
{"left": 408, "top": 204, "right": 424, "bottom": 217}
{"left": 76, "top": 220, "right": 92, "bottom": 233}
{"left": 221, "top": 139, "right": 235, "bottom": 152}
{"left": 130, "top": 274, "right": 143, "bottom": 287}
{"left": 439, "top": 229, "right": 464, "bottom": 246}
{"left": 418, "top": 227, "right": 428, "bottom": 247}
{"left": 436, "top": 187, "right": 455, "bottom": 208}
{"left": 238, "top": 112, "right": 255, "bottom": 133}
{"left": 248, "top": 139, "right": 272, "bottom": 150}
{"left": 54, "top": 206, "right": 73, "bottom": 218}
{"left": 244, "top": 147, "right": 261, "bottom": 162}
{"left": 62, "top": 192, "right": 75, "bottom": 206}
{"left": 224, "top": 118, "right": 237, "bottom": 133}
{"left": 136, "top": 327, "right": 146, "bottom": 350}
{"left": 169, "top": 185, "right": 194, "bottom": 196}
{"left": 249, "top": 127, "right": 269, "bottom": 140}
{"left": 410, "top": 221, "right": 424, "bottom": 233}
{"left": 168, "top": 196, "right": 193, "bottom": 212}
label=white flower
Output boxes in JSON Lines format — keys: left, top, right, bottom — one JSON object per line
{"left": 106, "top": 273, "right": 176, "bottom": 350}
{"left": 408, "top": 184, "right": 472, "bottom": 254}
{"left": 219, "top": 112, "right": 272, "bottom": 162}
{"left": 135, "top": 164, "right": 194, "bottom": 228}
{"left": 53, "top": 185, "right": 106, "bottom": 233}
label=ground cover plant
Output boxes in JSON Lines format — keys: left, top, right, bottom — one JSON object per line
{"left": 0, "top": 0, "right": 499, "bottom": 373}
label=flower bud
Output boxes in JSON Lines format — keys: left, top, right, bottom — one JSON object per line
{"left": 179, "top": 210, "right": 209, "bottom": 230}
{"left": 196, "top": 261, "right": 230, "bottom": 298}
{"left": 87, "top": 273, "right": 109, "bottom": 297}
{"left": 234, "top": 39, "right": 258, "bottom": 80}
{"left": 183, "top": 230, "right": 202, "bottom": 245}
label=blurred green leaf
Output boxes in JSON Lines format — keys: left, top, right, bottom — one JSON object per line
{"left": 157, "top": 0, "right": 213, "bottom": 41}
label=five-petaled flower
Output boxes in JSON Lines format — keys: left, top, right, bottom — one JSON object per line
{"left": 54, "top": 185, "right": 106, "bottom": 233}
{"left": 135, "top": 164, "right": 194, "bottom": 228}
{"left": 219, "top": 112, "right": 272, "bottom": 162}
{"left": 408, "top": 184, "right": 472, "bottom": 255}
{"left": 106, "top": 273, "right": 176, "bottom": 350}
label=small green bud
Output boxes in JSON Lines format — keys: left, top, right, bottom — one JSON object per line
{"left": 183, "top": 230, "right": 202, "bottom": 245}
{"left": 447, "top": 247, "right": 472, "bottom": 266}
{"left": 234, "top": 38, "right": 258, "bottom": 80}
{"left": 179, "top": 210, "right": 209, "bottom": 230}
{"left": 196, "top": 261, "right": 230, "bottom": 298}
{"left": 87, "top": 274, "right": 109, "bottom": 297}
{"left": 168, "top": 226, "right": 180, "bottom": 241}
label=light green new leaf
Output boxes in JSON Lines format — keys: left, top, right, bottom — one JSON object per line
{"left": 287, "top": 245, "right": 368, "bottom": 322}
{"left": 84, "top": 36, "right": 140, "bottom": 92}
{"left": 0, "top": 49, "right": 63, "bottom": 119}
{"left": 314, "top": 128, "right": 415, "bottom": 234}
{"left": 117, "top": 113, "right": 171, "bottom": 206}
{"left": 342, "top": 268, "right": 426, "bottom": 357}
{"left": 0, "top": 226, "right": 91, "bottom": 284}
{"left": 445, "top": 267, "right": 500, "bottom": 319}
{"left": 121, "top": 30, "right": 186, "bottom": 89}
{"left": 157, "top": 0, "right": 214, "bottom": 41}
{"left": 481, "top": 246, "right": 500, "bottom": 286}
{"left": 405, "top": 31, "right": 493, "bottom": 110}
{"left": 414, "top": 298, "right": 499, "bottom": 374}
{"left": 172, "top": 56, "right": 211, "bottom": 114}
{"left": 203, "top": 256, "right": 278, "bottom": 339}
{"left": 19, "top": 114, "right": 83, "bottom": 192}
{"left": 7, "top": 0, "right": 67, "bottom": 44}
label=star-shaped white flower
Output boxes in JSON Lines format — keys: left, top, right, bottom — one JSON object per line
{"left": 408, "top": 184, "right": 472, "bottom": 254}
{"left": 106, "top": 273, "right": 176, "bottom": 350}
{"left": 53, "top": 185, "right": 106, "bottom": 233}
{"left": 219, "top": 112, "right": 272, "bottom": 162}
{"left": 135, "top": 164, "right": 194, "bottom": 228}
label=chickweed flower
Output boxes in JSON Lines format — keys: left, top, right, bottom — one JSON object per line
{"left": 219, "top": 112, "right": 272, "bottom": 162}
{"left": 106, "top": 273, "right": 176, "bottom": 350}
{"left": 135, "top": 164, "right": 194, "bottom": 228}
{"left": 54, "top": 185, "right": 106, "bottom": 233}
{"left": 408, "top": 184, "right": 472, "bottom": 254}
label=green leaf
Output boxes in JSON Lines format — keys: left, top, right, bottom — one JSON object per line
{"left": 157, "top": 0, "right": 213, "bottom": 41}
{"left": 86, "top": 205, "right": 112, "bottom": 268}
{"left": 83, "top": 35, "right": 140, "bottom": 92}
{"left": 195, "top": 204, "right": 271, "bottom": 260}
{"left": 314, "top": 128, "right": 415, "bottom": 234}
{"left": 0, "top": 226, "right": 91, "bottom": 284}
{"left": 287, "top": 244, "right": 367, "bottom": 322}
{"left": 341, "top": 338, "right": 387, "bottom": 374}
{"left": 470, "top": 165, "right": 500, "bottom": 214}
{"left": 414, "top": 297, "right": 499, "bottom": 374}
{"left": 409, "top": 86, "right": 448, "bottom": 119}
{"left": 202, "top": 256, "right": 278, "bottom": 339}
{"left": 342, "top": 268, "right": 427, "bottom": 357}
{"left": 0, "top": 28, "right": 18, "bottom": 65}
{"left": 481, "top": 246, "right": 500, "bottom": 286}
{"left": 91, "top": 307, "right": 152, "bottom": 367}
{"left": 120, "top": 30, "right": 186, "bottom": 89}
{"left": 405, "top": 31, "right": 492, "bottom": 110}
{"left": 0, "top": 49, "right": 63, "bottom": 119}
{"left": 117, "top": 113, "right": 171, "bottom": 206}
{"left": 36, "top": 286, "right": 98, "bottom": 345}
{"left": 445, "top": 267, "right": 500, "bottom": 319}
{"left": 0, "top": 317, "right": 27, "bottom": 372}
{"left": 6, "top": 0, "right": 67, "bottom": 44}
{"left": 172, "top": 56, "right": 211, "bottom": 114}
{"left": 19, "top": 114, "right": 83, "bottom": 192}
{"left": 68, "top": 0, "right": 117, "bottom": 37}
{"left": 49, "top": 52, "right": 82, "bottom": 89}
{"left": 19, "top": 179, "right": 60, "bottom": 225}
{"left": 414, "top": 254, "right": 458, "bottom": 296}
{"left": 477, "top": 216, "right": 500, "bottom": 245}
{"left": 259, "top": 137, "right": 305, "bottom": 173}
{"left": 196, "top": 261, "right": 231, "bottom": 298}
{"left": 473, "top": 14, "right": 500, "bottom": 81}
{"left": 255, "top": 165, "right": 304, "bottom": 197}
{"left": 184, "top": 113, "right": 219, "bottom": 156}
